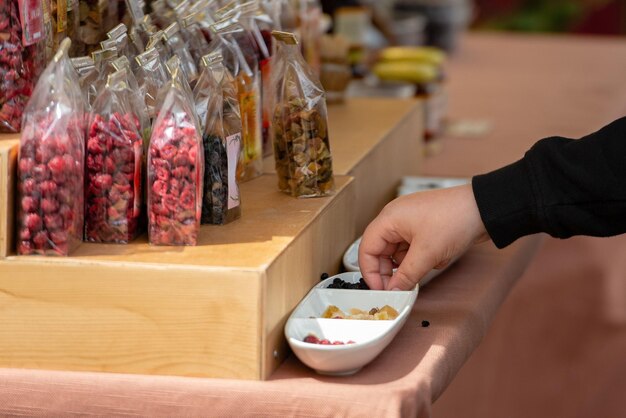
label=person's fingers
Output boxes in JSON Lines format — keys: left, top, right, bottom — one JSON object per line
{"left": 391, "top": 242, "right": 410, "bottom": 266}
{"left": 386, "top": 242, "right": 435, "bottom": 290}
{"left": 359, "top": 219, "right": 399, "bottom": 290}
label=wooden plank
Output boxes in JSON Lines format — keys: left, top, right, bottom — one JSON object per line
{"left": 0, "top": 140, "right": 18, "bottom": 258}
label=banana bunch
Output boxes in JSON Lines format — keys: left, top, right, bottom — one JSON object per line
{"left": 379, "top": 46, "right": 446, "bottom": 66}
{"left": 373, "top": 46, "right": 445, "bottom": 84}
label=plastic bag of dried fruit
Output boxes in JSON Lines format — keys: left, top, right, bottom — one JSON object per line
{"left": 209, "top": 17, "right": 262, "bottom": 183}
{"left": 270, "top": 31, "right": 334, "bottom": 198}
{"left": 16, "top": 39, "right": 86, "bottom": 256}
{"left": 222, "top": 1, "right": 275, "bottom": 157}
{"left": 85, "top": 69, "right": 144, "bottom": 243}
{"left": 0, "top": 0, "right": 45, "bottom": 133}
{"left": 193, "top": 51, "right": 242, "bottom": 225}
{"left": 147, "top": 65, "right": 203, "bottom": 246}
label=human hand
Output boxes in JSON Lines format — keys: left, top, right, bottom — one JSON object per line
{"left": 358, "top": 184, "right": 489, "bottom": 290}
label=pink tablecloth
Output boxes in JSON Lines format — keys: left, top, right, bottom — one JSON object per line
{"left": 0, "top": 238, "right": 539, "bottom": 417}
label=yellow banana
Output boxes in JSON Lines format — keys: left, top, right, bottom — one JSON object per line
{"left": 379, "top": 46, "right": 446, "bottom": 66}
{"left": 373, "top": 61, "right": 438, "bottom": 84}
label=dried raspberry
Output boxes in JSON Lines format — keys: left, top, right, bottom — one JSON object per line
{"left": 44, "top": 214, "right": 63, "bottom": 230}
{"left": 32, "top": 164, "right": 49, "bottom": 182}
{"left": 39, "top": 181, "right": 58, "bottom": 197}
{"left": 19, "top": 228, "right": 31, "bottom": 240}
{"left": 24, "top": 213, "right": 42, "bottom": 231}
{"left": 41, "top": 198, "right": 59, "bottom": 214}
{"left": 48, "top": 155, "right": 66, "bottom": 175}
{"left": 180, "top": 189, "right": 195, "bottom": 211}
{"left": 152, "top": 180, "right": 168, "bottom": 197}
{"left": 21, "top": 196, "right": 38, "bottom": 213}
{"left": 18, "top": 157, "right": 35, "bottom": 174}
{"left": 32, "top": 231, "right": 50, "bottom": 248}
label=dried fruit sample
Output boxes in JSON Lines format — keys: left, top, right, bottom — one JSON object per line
{"left": 303, "top": 334, "right": 356, "bottom": 345}
{"left": 270, "top": 31, "right": 334, "bottom": 198}
{"left": 321, "top": 305, "right": 399, "bottom": 320}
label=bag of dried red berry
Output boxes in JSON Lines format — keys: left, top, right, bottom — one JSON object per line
{"left": 270, "top": 30, "right": 334, "bottom": 198}
{"left": 85, "top": 69, "right": 144, "bottom": 243}
{"left": 193, "top": 51, "right": 242, "bottom": 225}
{"left": 0, "top": 0, "right": 45, "bottom": 133}
{"left": 147, "top": 65, "right": 204, "bottom": 246}
{"left": 16, "top": 38, "right": 86, "bottom": 256}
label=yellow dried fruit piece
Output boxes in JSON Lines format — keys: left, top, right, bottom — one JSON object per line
{"left": 322, "top": 305, "right": 345, "bottom": 319}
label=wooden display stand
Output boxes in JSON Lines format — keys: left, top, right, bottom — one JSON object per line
{"left": 0, "top": 98, "right": 424, "bottom": 380}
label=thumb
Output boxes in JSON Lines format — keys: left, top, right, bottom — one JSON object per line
{"left": 386, "top": 242, "right": 434, "bottom": 290}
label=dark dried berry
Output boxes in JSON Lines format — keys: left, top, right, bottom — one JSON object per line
{"left": 421, "top": 320, "right": 430, "bottom": 328}
{"left": 320, "top": 272, "right": 329, "bottom": 281}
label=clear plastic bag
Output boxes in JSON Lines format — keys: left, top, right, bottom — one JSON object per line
{"left": 210, "top": 17, "right": 262, "bottom": 182}
{"left": 193, "top": 51, "right": 242, "bottom": 225}
{"left": 234, "top": 2, "right": 275, "bottom": 157}
{"left": 135, "top": 46, "right": 169, "bottom": 120}
{"left": 0, "top": 0, "right": 44, "bottom": 133}
{"left": 147, "top": 65, "right": 203, "bottom": 246}
{"left": 71, "top": 55, "right": 99, "bottom": 109}
{"left": 85, "top": 68, "right": 144, "bottom": 243}
{"left": 162, "top": 21, "right": 198, "bottom": 84}
{"left": 16, "top": 39, "right": 86, "bottom": 255}
{"left": 270, "top": 31, "right": 334, "bottom": 198}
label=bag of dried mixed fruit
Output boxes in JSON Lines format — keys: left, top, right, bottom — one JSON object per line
{"left": 147, "top": 64, "right": 203, "bottom": 246}
{"left": 16, "top": 38, "right": 86, "bottom": 256}
{"left": 85, "top": 68, "right": 144, "bottom": 243}
{"left": 193, "top": 51, "right": 242, "bottom": 225}
{"left": 270, "top": 30, "right": 334, "bottom": 198}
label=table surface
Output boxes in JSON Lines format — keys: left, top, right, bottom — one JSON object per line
{"left": 4, "top": 31, "right": 620, "bottom": 417}
{"left": 425, "top": 34, "right": 626, "bottom": 418}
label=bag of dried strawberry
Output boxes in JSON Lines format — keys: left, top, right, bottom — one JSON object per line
{"left": 193, "top": 51, "right": 242, "bottom": 225}
{"left": 16, "top": 38, "right": 86, "bottom": 256}
{"left": 0, "top": 0, "right": 45, "bottom": 133}
{"left": 85, "top": 68, "right": 145, "bottom": 243}
{"left": 147, "top": 64, "right": 204, "bottom": 246}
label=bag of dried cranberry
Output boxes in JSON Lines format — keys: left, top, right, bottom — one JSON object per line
{"left": 16, "top": 38, "right": 86, "bottom": 256}
{"left": 193, "top": 51, "right": 242, "bottom": 225}
{"left": 147, "top": 65, "right": 203, "bottom": 246}
{"left": 0, "top": 0, "right": 44, "bottom": 133}
{"left": 85, "top": 69, "right": 144, "bottom": 243}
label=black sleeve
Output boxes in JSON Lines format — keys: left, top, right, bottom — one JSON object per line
{"left": 472, "top": 116, "right": 626, "bottom": 248}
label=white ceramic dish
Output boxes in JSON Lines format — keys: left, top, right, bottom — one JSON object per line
{"left": 285, "top": 272, "right": 418, "bottom": 376}
{"left": 342, "top": 238, "right": 456, "bottom": 287}
{"left": 397, "top": 176, "right": 470, "bottom": 196}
